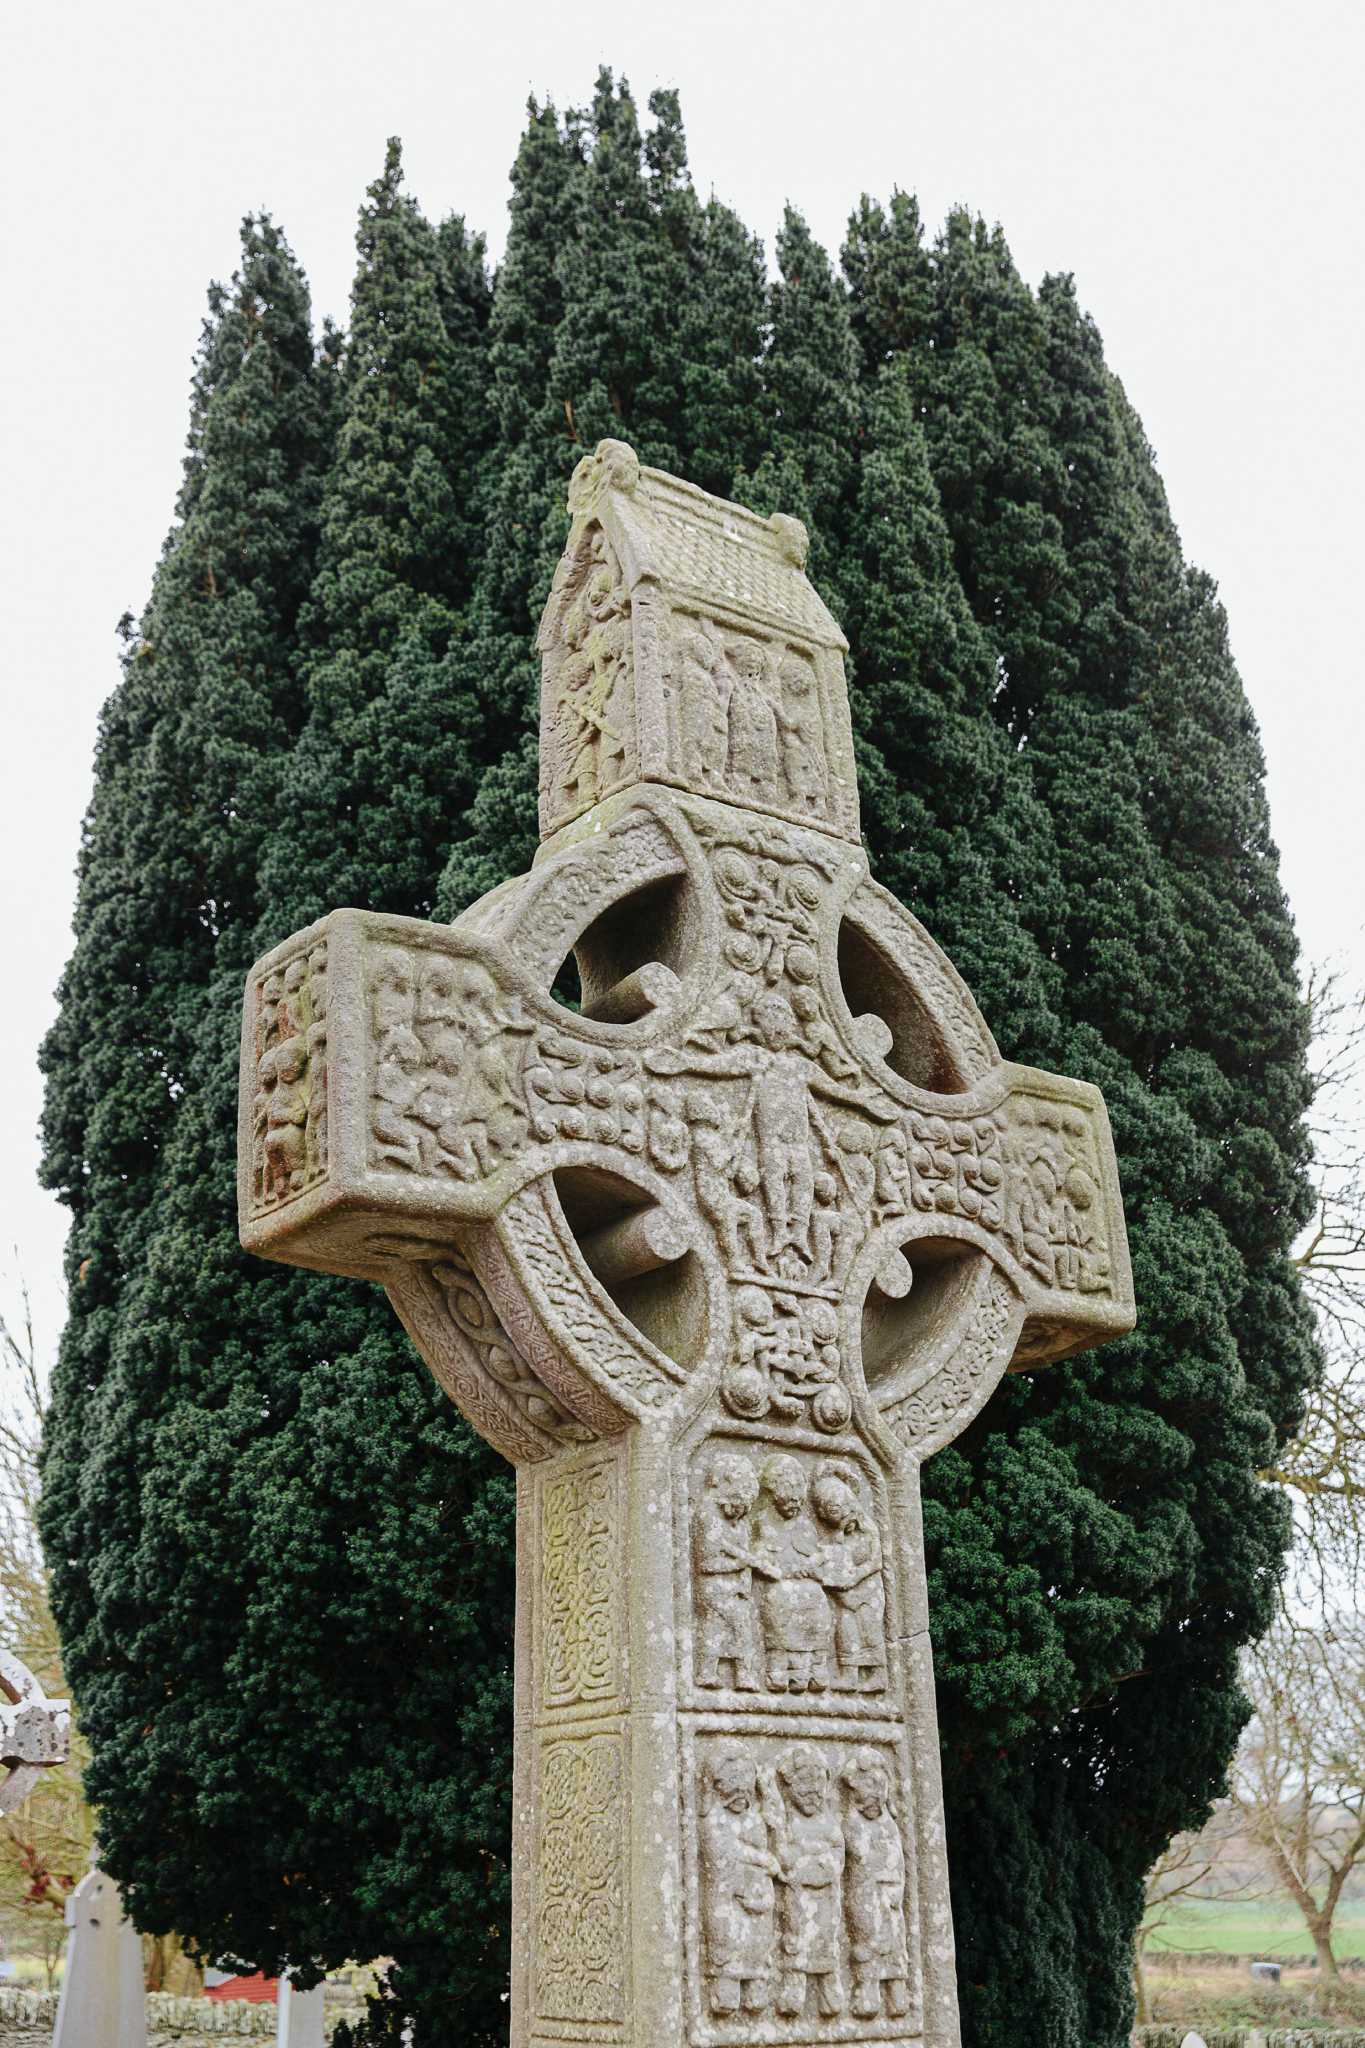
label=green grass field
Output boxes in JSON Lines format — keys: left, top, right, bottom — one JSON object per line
{"left": 1148, "top": 1895, "right": 1365, "bottom": 1960}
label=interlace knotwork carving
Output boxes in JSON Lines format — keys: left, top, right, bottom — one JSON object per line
{"left": 881, "top": 1270, "right": 1018, "bottom": 1454}
{"left": 428, "top": 1259, "right": 592, "bottom": 1451}
{"left": 542, "top": 1461, "right": 618, "bottom": 1709}
{"left": 536, "top": 1735, "right": 626, "bottom": 2026}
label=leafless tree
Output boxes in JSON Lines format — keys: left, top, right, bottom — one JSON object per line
{"left": 1260, "top": 960, "right": 1365, "bottom": 1595}
{"left": 1229, "top": 1610, "right": 1365, "bottom": 1977}
{"left": 0, "top": 1273, "right": 93, "bottom": 1976}
{"left": 1134, "top": 1805, "right": 1252, "bottom": 2020}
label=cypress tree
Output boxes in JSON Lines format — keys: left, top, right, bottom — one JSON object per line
{"left": 39, "top": 213, "right": 336, "bottom": 1770}
{"left": 439, "top": 76, "right": 768, "bottom": 915}
{"left": 44, "top": 158, "right": 515, "bottom": 2046}
{"left": 39, "top": 96, "right": 1318, "bottom": 2048}
{"left": 257, "top": 140, "right": 492, "bottom": 926}
{"left": 842, "top": 199, "right": 1318, "bottom": 2046}
{"left": 733, "top": 205, "right": 861, "bottom": 598}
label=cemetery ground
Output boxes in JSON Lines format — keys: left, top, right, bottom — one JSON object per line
{"left": 1139, "top": 1957, "right": 1365, "bottom": 2038}
{"left": 1138, "top": 1901, "right": 1365, "bottom": 2038}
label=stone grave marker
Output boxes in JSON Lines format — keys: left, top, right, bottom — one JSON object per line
{"left": 52, "top": 1864, "right": 146, "bottom": 2048}
{"left": 238, "top": 441, "right": 1134, "bottom": 2048}
{"left": 277, "top": 1973, "right": 325, "bottom": 2046}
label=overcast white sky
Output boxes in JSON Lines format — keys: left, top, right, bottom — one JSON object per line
{"left": 2, "top": 0, "right": 1361, "bottom": 1359}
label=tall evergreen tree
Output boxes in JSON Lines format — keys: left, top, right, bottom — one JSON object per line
{"left": 39, "top": 92, "right": 1318, "bottom": 2048}
{"left": 39, "top": 213, "right": 336, "bottom": 1768}
{"left": 842, "top": 197, "right": 1318, "bottom": 2046}
{"left": 43, "top": 159, "right": 515, "bottom": 2046}
{"left": 258, "top": 140, "right": 493, "bottom": 926}
{"left": 439, "top": 76, "right": 768, "bottom": 915}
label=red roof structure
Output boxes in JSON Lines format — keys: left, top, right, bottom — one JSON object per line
{"left": 204, "top": 1972, "right": 279, "bottom": 2004}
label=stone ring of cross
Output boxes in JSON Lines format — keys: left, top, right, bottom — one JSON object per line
{"left": 240, "top": 440, "right": 1133, "bottom": 2048}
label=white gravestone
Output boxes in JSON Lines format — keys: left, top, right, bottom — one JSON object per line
{"left": 52, "top": 1865, "right": 147, "bottom": 2048}
{"left": 277, "top": 1973, "right": 326, "bottom": 2046}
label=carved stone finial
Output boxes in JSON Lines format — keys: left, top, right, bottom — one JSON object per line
{"left": 769, "top": 511, "right": 810, "bottom": 568}
{"left": 567, "top": 436, "right": 642, "bottom": 518}
{"left": 538, "top": 456, "right": 855, "bottom": 843}
{"left": 0, "top": 1648, "right": 69, "bottom": 1816}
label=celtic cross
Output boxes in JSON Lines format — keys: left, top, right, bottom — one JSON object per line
{"left": 0, "top": 1647, "right": 70, "bottom": 1815}
{"left": 239, "top": 441, "right": 1133, "bottom": 2048}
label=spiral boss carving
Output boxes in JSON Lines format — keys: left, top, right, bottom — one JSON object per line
{"left": 238, "top": 441, "right": 1135, "bottom": 2048}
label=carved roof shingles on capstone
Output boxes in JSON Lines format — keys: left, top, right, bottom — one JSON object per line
{"left": 536, "top": 438, "right": 860, "bottom": 843}
{"left": 544, "top": 438, "right": 846, "bottom": 651}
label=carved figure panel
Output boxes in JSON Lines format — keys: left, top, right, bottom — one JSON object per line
{"left": 539, "top": 521, "right": 637, "bottom": 829}
{"left": 537, "top": 449, "right": 861, "bottom": 842}
{"left": 248, "top": 938, "right": 329, "bottom": 1215}
{"left": 542, "top": 1460, "right": 620, "bottom": 1710}
{"left": 367, "top": 942, "right": 535, "bottom": 1183}
{"left": 687, "top": 1442, "right": 890, "bottom": 1702}
{"left": 689, "top": 1732, "right": 915, "bottom": 2040}
{"left": 536, "top": 1733, "right": 627, "bottom": 2027}
{"left": 660, "top": 621, "right": 836, "bottom": 831}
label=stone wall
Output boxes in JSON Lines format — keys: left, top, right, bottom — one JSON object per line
{"left": 1137, "top": 2030, "right": 1365, "bottom": 2048}
{"left": 0, "top": 1985, "right": 363, "bottom": 2045}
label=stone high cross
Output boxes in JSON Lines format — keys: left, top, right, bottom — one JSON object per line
{"left": 0, "top": 1646, "right": 70, "bottom": 1816}
{"left": 239, "top": 442, "right": 1134, "bottom": 2048}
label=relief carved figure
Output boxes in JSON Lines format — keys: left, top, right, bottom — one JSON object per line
{"left": 767, "top": 1743, "right": 847, "bottom": 2020}
{"left": 776, "top": 654, "right": 829, "bottom": 815}
{"left": 725, "top": 639, "right": 780, "bottom": 806}
{"left": 752, "top": 1454, "right": 830, "bottom": 1694}
{"left": 841, "top": 1749, "right": 912, "bottom": 2021}
{"left": 676, "top": 627, "right": 731, "bottom": 789}
{"left": 550, "top": 525, "right": 634, "bottom": 815}
{"left": 693, "top": 1453, "right": 763, "bottom": 1692}
{"left": 251, "top": 943, "right": 328, "bottom": 1210}
{"left": 699, "top": 1751, "right": 781, "bottom": 2019}
{"left": 811, "top": 1466, "right": 888, "bottom": 1694}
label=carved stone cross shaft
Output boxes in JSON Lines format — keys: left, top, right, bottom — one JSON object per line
{"left": 239, "top": 441, "right": 1134, "bottom": 2048}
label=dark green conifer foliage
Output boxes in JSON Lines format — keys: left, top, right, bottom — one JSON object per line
{"left": 439, "top": 77, "right": 768, "bottom": 915}
{"left": 40, "top": 93, "right": 1317, "bottom": 2048}
{"left": 258, "top": 140, "right": 493, "bottom": 928}
{"left": 841, "top": 200, "right": 1317, "bottom": 2045}
{"left": 37, "top": 209, "right": 347, "bottom": 1974}
{"left": 733, "top": 207, "right": 861, "bottom": 597}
